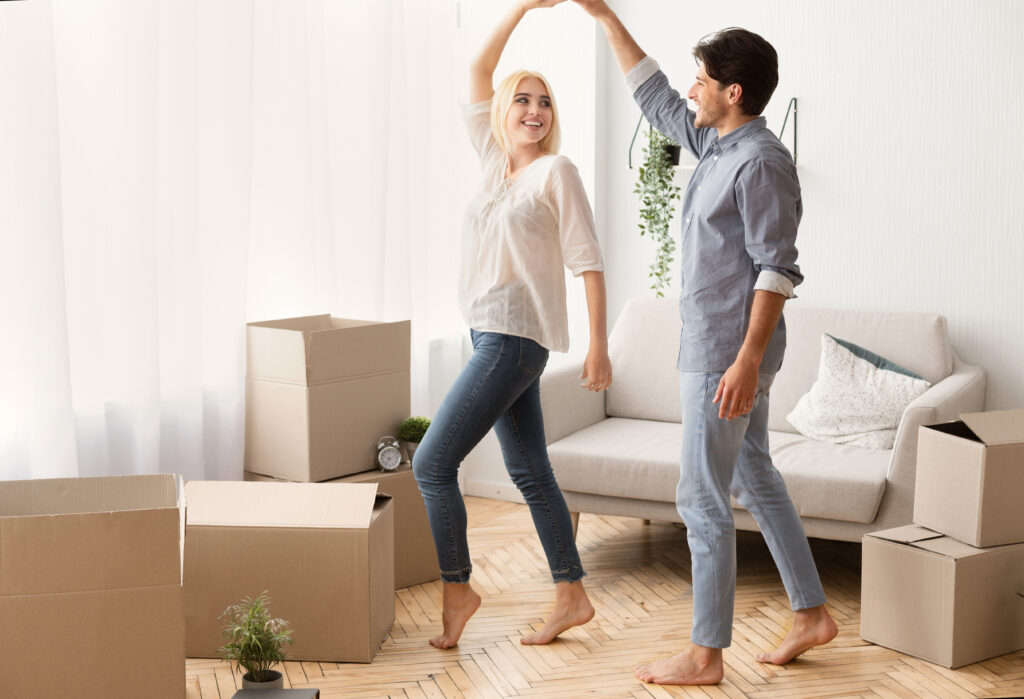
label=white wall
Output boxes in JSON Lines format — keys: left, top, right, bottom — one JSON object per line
{"left": 599, "top": 0, "right": 1024, "bottom": 411}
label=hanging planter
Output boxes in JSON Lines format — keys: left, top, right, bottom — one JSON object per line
{"left": 634, "top": 126, "right": 682, "bottom": 297}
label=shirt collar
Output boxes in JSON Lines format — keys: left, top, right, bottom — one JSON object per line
{"left": 713, "top": 116, "right": 767, "bottom": 151}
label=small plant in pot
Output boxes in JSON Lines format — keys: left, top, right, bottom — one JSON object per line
{"left": 397, "top": 416, "right": 431, "bottom": 461}
{"left": 219, "top": 591, "right": 293, "bottom": 689}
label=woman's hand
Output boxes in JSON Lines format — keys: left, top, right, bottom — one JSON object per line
{"left": 580, "top": 346, "right": 612, "bottom": 392}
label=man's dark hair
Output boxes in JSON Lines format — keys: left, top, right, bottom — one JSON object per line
{"left": 692, "top": 28, "right": 779, "bottom": 116}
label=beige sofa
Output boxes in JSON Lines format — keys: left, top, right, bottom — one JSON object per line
{"left": 540, "top": 298, "right": 986, "bottom": 542}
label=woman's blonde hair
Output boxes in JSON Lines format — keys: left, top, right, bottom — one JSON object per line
{"left": 490, "top": 70, "right": 561, "bottom": 155}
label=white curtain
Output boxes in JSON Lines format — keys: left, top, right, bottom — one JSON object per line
{"left": 0, "top": 0, "right": 467, "bottom": 482}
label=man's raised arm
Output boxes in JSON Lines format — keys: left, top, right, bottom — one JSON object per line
{"left": 573, "top": 1, "right": 646, "bottom": 75}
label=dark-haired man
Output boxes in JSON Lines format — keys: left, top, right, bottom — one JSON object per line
{"left": 573, "top": 0, "right": 837, "bottom": 686}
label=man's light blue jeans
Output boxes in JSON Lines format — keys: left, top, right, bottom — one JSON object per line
{"left": 413, "top": 330, "right": 585, "bottom": 584}
{"left": 677, "top": 371, "right": 826, "bottom": 648}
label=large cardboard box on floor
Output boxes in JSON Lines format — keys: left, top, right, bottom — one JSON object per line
{"left": 245, "top": 465, "right": 439, "bottom": 589}
{"left": 0, "top": 474, "right": 185, "bottom": 698}
{"left": 861, "top": 524, "right": 1024, "bottom": 668}
{"left": 914, "top": 410, "right": 1024, "bottom": 547}
{"left": 246, "top": 314, "right": 411, "bottom": 482}
{"left": 184, "top": 481, "right": 394, "bottom": 663}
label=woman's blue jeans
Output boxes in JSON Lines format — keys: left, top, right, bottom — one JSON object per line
{"left": 412, "top": 330, "right": 585, "bottom": 584}
{"left": 677, "top": 371, "right": 827, "bottom": 648}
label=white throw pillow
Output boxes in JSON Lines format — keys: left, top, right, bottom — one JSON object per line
{"left": 786, "top": 334, "right": 931, "bottom": 450}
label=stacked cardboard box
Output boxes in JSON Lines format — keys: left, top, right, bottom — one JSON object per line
{"left": 0, "top": 474, "right": 185, "bottom": 698}
{"left": 245, "top": 314, "right": 411, "bottom": 482}
{"left": 861, "top": 410, "right": 1024, "bottom": 668}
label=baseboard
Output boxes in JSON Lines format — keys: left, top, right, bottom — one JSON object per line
{"left": 462, "top": 477, "right": 525, "bottom": 504}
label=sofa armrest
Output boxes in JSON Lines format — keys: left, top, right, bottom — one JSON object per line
{"left": 540, "top": 357, "right": 607, "bottom": 445}
{"left": 878, "top": 355, "right": 986, "bottom": 524}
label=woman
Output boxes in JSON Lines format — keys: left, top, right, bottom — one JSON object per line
{"left": 412, "top": 0, "right": 611, "bottom": 649}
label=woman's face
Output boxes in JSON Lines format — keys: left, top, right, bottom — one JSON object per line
{"left": 503, "top": 77, "right": 553, "bottom": 151}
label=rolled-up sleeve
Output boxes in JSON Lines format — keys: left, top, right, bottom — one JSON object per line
{"left": 548, "top": 156, "right": 604, "bottom": 276}
{"left": 735, "top": 159, "right": 804, "bottom": 295}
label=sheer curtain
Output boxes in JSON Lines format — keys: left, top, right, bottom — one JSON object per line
{"left": 0, "top": 0, "right": 466, "bottom": 482}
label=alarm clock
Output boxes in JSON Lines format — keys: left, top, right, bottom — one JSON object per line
{"left": 376, "top": 436, "right": 403, "bottom": 471}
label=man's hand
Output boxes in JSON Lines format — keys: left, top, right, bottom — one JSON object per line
{"left": 572, "top": 0, "right": 611, "bottom": 18}
{"left": 580, "top": 347, "right": 613, "bottom": 392}
{"left": 713, "top": 356, "right": 759, "bottom": 420}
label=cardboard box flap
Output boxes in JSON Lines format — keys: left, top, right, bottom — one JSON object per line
{"left": 0, "top": 474, "right": 179, "bottom": 517}
{"left": 961, "top": 410, "right": 1024, "bottom": 446}
{"left": 185, "top": 481, "right": 381, "bottom": 528}
{"left": 910, "top": 535, "right": 985, "bottom": 560}
{"left": 865, "top": 524, "right": 944, "bottom": 545}
{"left": 307, "top": 319, "right": 411, "bottom": 384}
{"left": 246, "top": 315, "right": 333, "bottom": 383}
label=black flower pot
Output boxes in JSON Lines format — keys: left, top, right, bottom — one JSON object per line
{"left": 242, "top": 669, "right": 284, "bottom": 689}
{"left": 663, "top": 143, "right": 682, "bottom": 167}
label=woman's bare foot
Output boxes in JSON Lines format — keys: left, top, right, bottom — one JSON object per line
{"left": 756, "top": 604, "right": 838, "bottom": 664}
{"left": 635, "top": 644, "right": 724, "bottom": 685}
{"left": 430, "top": 582, "right": 481, "bottom": 649}
{"left": 521, "top": 580, "right": 595, "bottom": 645}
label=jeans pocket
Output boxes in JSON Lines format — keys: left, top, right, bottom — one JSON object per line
{"left": 518, "top": 337, "right": 549, "bottom": 375}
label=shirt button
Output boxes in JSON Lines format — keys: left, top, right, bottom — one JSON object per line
{"left": 697, "top": 186, "right": 702, "bottom": 191}
{"left": 713, "top": 156, "right": 719, "bottom": 161}
{"left": 685, "top": 218, "right": 691, "bottom": 224}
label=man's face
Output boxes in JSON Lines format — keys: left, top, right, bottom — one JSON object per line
{"left": 687, "top": 64, "right": 731, "bottom": 129}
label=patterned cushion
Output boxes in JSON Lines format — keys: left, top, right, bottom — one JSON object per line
{"left": 786, "top": 334, "right": 931, "bottom": 450}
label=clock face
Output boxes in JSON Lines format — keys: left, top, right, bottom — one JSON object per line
{"left": 378, "top": 445, "right": 402, "bottom": 471}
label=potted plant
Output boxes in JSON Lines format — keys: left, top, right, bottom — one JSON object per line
{"left": 634, "top": 126, "right": 682, "bottom": 297}
{"left": 219, "top": 591, "right": 293, "bottom": 689}
{"left": 397, "top": 416, "right": 431, "bottom": 460}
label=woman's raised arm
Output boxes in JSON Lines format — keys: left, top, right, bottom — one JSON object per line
{"left": 469, "top": 1, "right": 566, "bottom": 103}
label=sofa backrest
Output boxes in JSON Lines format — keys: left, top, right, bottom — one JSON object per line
{"left": 605, "top": 298, "right": 953, "bottom": 432}
{"left": 769, "top": 306, "right": 952, "bottom": 432}
{"left": 606, "top": 298, "right": 682, "bottom": 423}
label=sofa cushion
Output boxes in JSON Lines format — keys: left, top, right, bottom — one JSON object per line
{"left": 786, "top": 334, "right": 932, "bottom": 450}
{"left": 549, "top": 418, "right": 890, "bottom": 524}
{"left": 605, "top": 298, "right": 682, "bottom": 423}
{"left": 770, "top": 307, "right": 951, "bottom": 433}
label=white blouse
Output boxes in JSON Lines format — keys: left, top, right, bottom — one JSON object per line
{"left": 459, "top": 99, "right": 604, "bottom": 353}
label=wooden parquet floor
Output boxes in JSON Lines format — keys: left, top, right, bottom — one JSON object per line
{"left": 185, "top": 496, "right": 1024, "bottom": 698}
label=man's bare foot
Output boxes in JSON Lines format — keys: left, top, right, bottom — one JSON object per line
{"left": 635, "top": 644, "right": 724, "bottom": 685}
{"left": 429, "top": 582, "right": 481, "bottom": 649}
{"left": 521, "top": 580, "right": 595, "bottom": 645}
{"left": 756, "top": 604, "right": 838, "bottom": 664}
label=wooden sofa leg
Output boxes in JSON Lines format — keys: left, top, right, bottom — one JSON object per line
{"left": 642, "top": 519, "right": 651, "bottom": 526}
{"left": 570, "top": 511, "right": 580, "bottom": 539}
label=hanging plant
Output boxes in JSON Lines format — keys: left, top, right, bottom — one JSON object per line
{"left": 634, "top": 127, "right": 681, "bottom": 297}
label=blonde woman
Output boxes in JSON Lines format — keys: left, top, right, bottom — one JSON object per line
{"left": 413, "top": 0, "right": 610, "bottom": 649}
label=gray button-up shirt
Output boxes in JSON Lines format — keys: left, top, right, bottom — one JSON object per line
{"left": 629, "top": 57, "right": 803, "bottom": 374}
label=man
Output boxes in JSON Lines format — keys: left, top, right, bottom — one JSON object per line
{"left": 572, "top": 0, "right": 838, "bottom": 686}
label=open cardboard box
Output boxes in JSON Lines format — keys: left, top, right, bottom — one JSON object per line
{"left": 246, "top": 314, "right": 411, "bottom": 482}
{"left": 861, "top": 524, "right": 1024, "bottom": 668}
{"left": 184, "top": 480, "right": 394, "bottom": 663}
{"left": 244, "top": 465, "right": 439, "bottom": 589}
{"left": 915, "top": 410, "right": 1024, "bottom": 547}
{"left": 0, "top": 474, "right": 185, "bottom": 698}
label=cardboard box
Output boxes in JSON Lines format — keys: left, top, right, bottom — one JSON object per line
{"left": 246, "top": 315, "right": 411, "bottom": 482}
{"left": 0, "top": 474, "right": 185, "bottom": 698}
{"left": 245, "top": 465, "right": 439, "bottom": 589}
{"left": 861, "top": 525, "right": 1024, "bottom": 668}
{"left": 915, "top": 410, "right": 1024, "bottom": 547}
{"left": 184, "top": 481, "right": 394, "bottom": 663}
